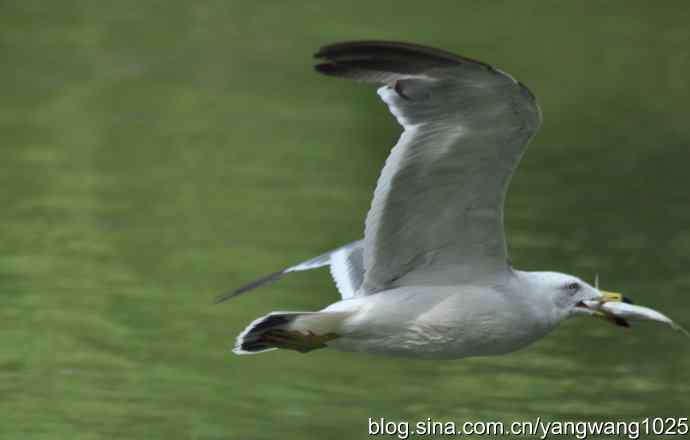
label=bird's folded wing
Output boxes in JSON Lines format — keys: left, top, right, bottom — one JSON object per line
{"left": 315, "top": 41, "right": 542, "bottom": 294}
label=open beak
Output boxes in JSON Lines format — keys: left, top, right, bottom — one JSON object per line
{"left": 576, "top": 290, "right": 634, "bottom": 328}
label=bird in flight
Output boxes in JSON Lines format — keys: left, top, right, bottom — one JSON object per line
{"left": 218, "top": 41, "right": 684, "bottom": 358}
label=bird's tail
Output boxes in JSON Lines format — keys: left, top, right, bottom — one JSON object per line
{"left": 233, "top": 311, "right": 346, "bottom": 355}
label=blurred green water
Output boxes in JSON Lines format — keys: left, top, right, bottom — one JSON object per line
{"left": 1, "top": 1, "right": 689, "bottom": 439}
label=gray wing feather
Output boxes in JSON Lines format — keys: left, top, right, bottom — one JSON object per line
{"left": 315, "top": 41, "right": 541, "bottom": 294}
{"left": 215, "top": 240, "right": 363, "bottom": 303}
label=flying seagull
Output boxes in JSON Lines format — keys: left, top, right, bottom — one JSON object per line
{"left": 218, "top": 41, "right": 677, "bottom": 359}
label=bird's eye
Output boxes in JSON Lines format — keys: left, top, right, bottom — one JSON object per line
{"left": 566, "top": 282, "right": 580, "bottom": 293}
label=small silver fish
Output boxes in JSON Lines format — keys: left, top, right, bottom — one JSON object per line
{"left": 583, "top": 300, "right": 689, "bottom": 337}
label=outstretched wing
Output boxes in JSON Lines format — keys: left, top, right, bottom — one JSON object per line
{"left": 215, "top": 240, "right": 364, "bottom": 303}
{"left": 315, "top": 41, "right": 541, "bottom": 294}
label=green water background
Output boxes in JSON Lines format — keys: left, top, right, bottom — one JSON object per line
{"left": 1, "top": 1, "right": 689, "bottom": 438}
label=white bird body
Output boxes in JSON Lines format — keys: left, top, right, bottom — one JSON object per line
{"left": 293, "top": 271, "right": 561, "bottom": 359}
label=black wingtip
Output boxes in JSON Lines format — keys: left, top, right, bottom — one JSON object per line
{"left": 214, "top": 270, "right": 285, "bottom": 304}
{"left": 314, "top": 40, "right": 465, "bottom": 63}
{"left": 312, "top": 40, "right": 495, "bottom": 83}
{"left": 314, "top": 40, "right": 492, "bottom": 68}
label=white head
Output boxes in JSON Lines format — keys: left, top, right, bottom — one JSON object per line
{"left": 523, "top": 271, "right": 631, "bottom": 327}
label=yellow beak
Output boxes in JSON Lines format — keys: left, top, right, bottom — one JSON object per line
{"left": 594, "top": 290, "right": 633, "bottom": 327}
{"left": 600, "top": 291, "right": 625, "bottom": 303}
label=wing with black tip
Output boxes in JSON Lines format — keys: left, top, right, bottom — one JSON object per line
{"left": 315, "top": 41, "right": 541, "bottom": 293}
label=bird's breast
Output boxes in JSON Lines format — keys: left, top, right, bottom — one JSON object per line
{"left": 329, "top": 287, "right": 555, "bottom": 359}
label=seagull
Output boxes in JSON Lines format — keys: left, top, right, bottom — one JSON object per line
{"left": 219, "top": 41, "right": 634, "bottom": 359}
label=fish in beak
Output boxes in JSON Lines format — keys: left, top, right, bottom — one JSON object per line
{"left": 576, "top": 290, "right": 635, "bottom": 327}
{"left": 576, "top": 291, "right": 689, "bottom": 336}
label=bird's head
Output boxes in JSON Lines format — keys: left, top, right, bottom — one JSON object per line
{"left": 529, "top": 271, "right": 633, "bottom": 327}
